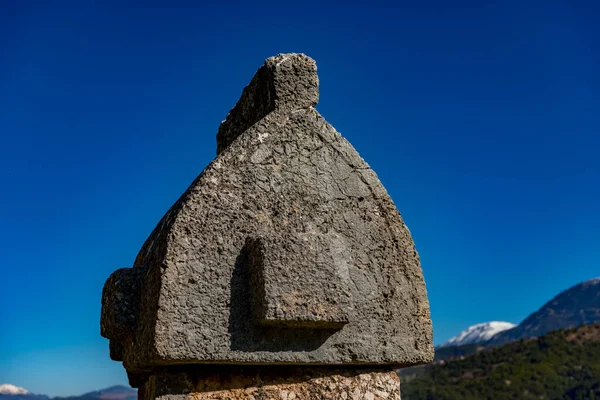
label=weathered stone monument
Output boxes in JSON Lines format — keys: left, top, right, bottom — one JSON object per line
{"left": 101, "top": 53, "right": 433, "bottom": 399}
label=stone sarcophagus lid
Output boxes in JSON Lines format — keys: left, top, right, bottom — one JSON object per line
{"left": 101, "top": 53, "right": 433, "bottom": 398}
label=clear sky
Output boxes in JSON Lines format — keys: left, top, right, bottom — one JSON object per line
{"left": 1, "top": 0, "right": 598, "bottom": 396}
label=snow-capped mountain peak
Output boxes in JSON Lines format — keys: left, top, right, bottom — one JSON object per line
{"left": 0, "top": 384, "right": 29, "bottom": 395}
{"left": 438, "top": 321, "right": 516, "bottom": 348}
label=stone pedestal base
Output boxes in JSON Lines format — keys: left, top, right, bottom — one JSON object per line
{"left": 142, "top": 366, "right": 400, "bottom": 400}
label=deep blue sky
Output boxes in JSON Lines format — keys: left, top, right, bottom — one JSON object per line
{"left": 1, "top": 0, "right": 598, "bottom": 396}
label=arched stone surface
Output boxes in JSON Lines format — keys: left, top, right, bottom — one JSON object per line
{"left": 101, "top": 54, "right": 433, "bottom": 380}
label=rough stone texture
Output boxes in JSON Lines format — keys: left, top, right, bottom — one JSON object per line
{"left": 246, "top": 233, "right": 351, "bottom": 329}
{"left": 143, "top": 367, "right": 400, "bottom": 400}
{"left": 101, "top": 267, "right": 143, "bottom": 361}
{"left": 216, "top": 54, "right": 319, "bottom": 155}
{"left": 101, "top": 53, "right": 433, "bottom": 385}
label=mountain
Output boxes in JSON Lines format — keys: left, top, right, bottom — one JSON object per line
{"left": 399, "top": 277, "right": 600, "bottom": 384}
{"left": 488, "top": 277, "right": 600, "bottom": 346}
{"left": 0, "top": 385, "right": 48, "bottom": 400}
{"left": 438, "top": 321, "right": 516, "bottom": 348}
{"left": 0, "top": 394, "right": 48, "bottom": 400}
{"left": 55, "top": 386, "right": 136, "bottom": 400}
{"left": 401, "top": 324, "right": 600, "bottom": 399}
{"left": 0, "top": 386, "right": 30, "bottom": 396}
{"left": 0, "top": 386, "right": 134, "bottom": 400}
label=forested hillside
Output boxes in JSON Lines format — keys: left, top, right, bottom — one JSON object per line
{"left": 401, "top": 324, "right": 600, "bottom": 400}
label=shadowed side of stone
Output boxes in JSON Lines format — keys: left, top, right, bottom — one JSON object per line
{"left": 101, "top": 267, "right": 144, "bottom": 361}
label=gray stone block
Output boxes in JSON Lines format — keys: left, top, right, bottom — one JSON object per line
{"left": 101, "top": 54, "right": 433, "bottom": 381}
{"left": 246, "top": 233, "right": 351, "bottom": 329}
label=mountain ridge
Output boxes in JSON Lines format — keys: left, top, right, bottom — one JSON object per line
{"left": 425, "top": 277, "right": 600, "bottom": 365}
{"left": 0, "top": 386, "right": 135, "bottom": 400}
{"left": 437, "top": 277, "right": 600, "bottom": 351}
{"left": 487, "top": 277, "right": 600, "bottom": 346}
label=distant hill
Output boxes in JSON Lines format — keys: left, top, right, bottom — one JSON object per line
{"left": 438, "top": 321, "right": 516, "bottom": 348}
{"left": 54, "top": 386, "right": 136, "bottom": 400}
{"left": 0, "top": 395, "right": 48, "bottom": 400}
{"left": 433, "top": 342, "right": 486, "bottom": 361}
{"left": 0, "top": 384, "right": 48, "bottom": 400}
{"left": 0, "top": 386, "right": 135, "bottom": 400}
{"left": 401, "top": 324, "right": 600, "bottom": 400}
{"left": 488, "top": 278, "right": 600, "bottom": 346}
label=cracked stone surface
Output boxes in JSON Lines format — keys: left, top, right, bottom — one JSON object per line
{"left": 142, "top": 367, "right": 401, "bottom": 400}
{"left": 101, "top": 53, "right": 433, "bottom": 382}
